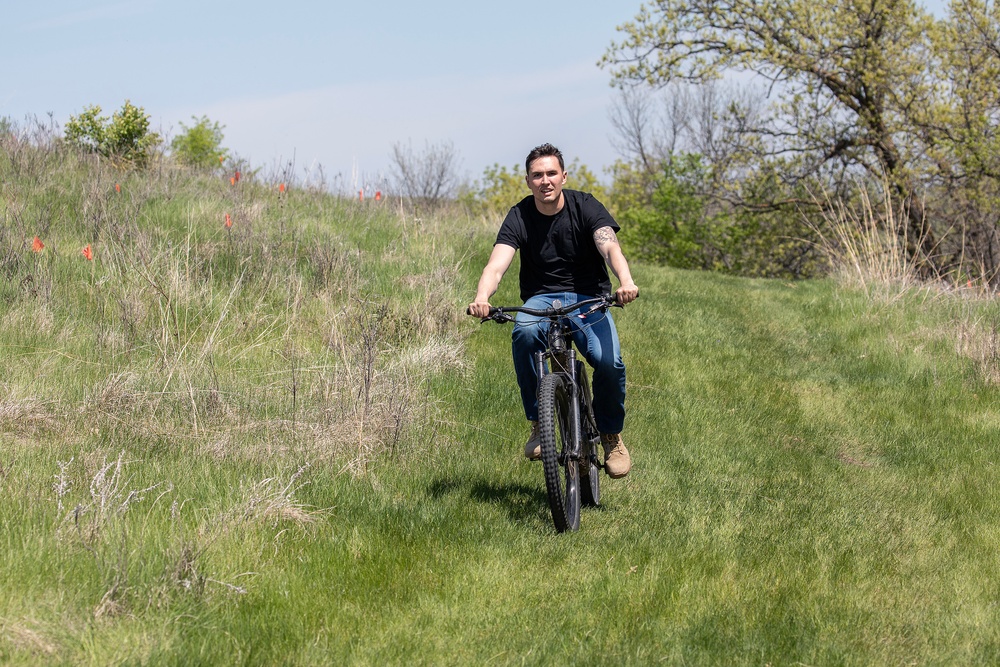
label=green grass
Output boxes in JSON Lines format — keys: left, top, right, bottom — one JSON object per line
{"left": 4, "top": 134, "right": 1000, "bottom": 664}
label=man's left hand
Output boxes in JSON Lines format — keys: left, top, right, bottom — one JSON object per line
{"left": 615, "top": 283, "right": 639, "bottom": 305}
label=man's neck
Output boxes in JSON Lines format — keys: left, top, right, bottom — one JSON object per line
{"left": 534, "top": 193, "right": 565, "bottom": 216}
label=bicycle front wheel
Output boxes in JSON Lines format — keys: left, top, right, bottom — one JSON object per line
{"left": 538, "top": 373, "right": 580, "bottom": 532}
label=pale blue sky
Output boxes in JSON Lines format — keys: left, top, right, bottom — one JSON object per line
{"left": 6, "top": 1, "right": 946, "bottom": 190}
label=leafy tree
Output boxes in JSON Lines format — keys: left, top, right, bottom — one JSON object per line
{"left": 64, "top": 106, "right": 107, "bottom": 153}
{"left": 614, "top": 153, "right": 824, "bottom": 277}
{"left": 566, "top": 161, "right": 608, "bottom": 201}
{"left": 64, "top": 100, "right": 161, "bottom": 167}
{"left": 601, "top": 0, "right": 942, "bottom": 267}
{"left": 617, "top": 155, "right": 715, "bottom": 268}
{"left": 460, "top": 163, "right": 525, "bottom": 214}
{"left": 171, "top": 116, "right": 226, "bottom": 169}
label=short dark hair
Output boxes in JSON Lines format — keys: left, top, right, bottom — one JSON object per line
{"left": 525, "top": 143, "right": 565, "bottom": 174}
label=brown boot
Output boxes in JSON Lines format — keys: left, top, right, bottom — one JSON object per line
{"left": 524, "top": 421, "right": 541, "bottom": 460}
{"left": 601, "top": 433, "right": 631, "bottom": 478}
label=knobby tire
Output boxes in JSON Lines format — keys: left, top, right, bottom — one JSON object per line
{"left": 538, "top": 373, "right": 580, "bottom": 532}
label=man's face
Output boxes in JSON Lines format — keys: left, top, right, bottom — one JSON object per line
{"left": 526, "top": 155, "right": 567, "bottom": 208}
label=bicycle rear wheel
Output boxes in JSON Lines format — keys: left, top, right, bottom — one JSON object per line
{"left": 538, "top": 373, "right": 580, "bottom": 532}
{"left": 576, "top": 361, "right": 601, "bottom": 507}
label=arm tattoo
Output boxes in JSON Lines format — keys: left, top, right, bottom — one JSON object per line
{"left": 593, "top": 226, "right": 619, "bottom": 250}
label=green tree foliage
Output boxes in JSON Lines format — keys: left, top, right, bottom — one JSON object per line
{"left": 597, "top": 0, "right": 1000, "bottom": 285}
{"left": 617, "top": 155, "right": 714, "bottom": 268}
{"left": 171, "top": 116, "right": 227, "bottom": 169}
{"left": 601, "top": 0, "right": 943, "bottom": 268}
{"left": 64, "top": 100, "right": 161, "bottom": 167}
{"left": 910, "top": 0, "right": 1000, "bottom": 280}
{"left": 460, "top": 163, "right": 524, "bottom": 214}
{"left": 601, "top": 0, "right": 937, "bottom": 182}
{"left": 614, "top": 156, "right": 824, "bottom": 277}
{"left": 63, "top": 106, "right": 107, "bottom": 153}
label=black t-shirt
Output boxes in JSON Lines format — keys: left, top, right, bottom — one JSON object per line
{"left": 495, "top": 189, "right": 620, "bottom": 301}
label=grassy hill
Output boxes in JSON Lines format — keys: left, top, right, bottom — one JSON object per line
{"left": 3, "top": 137, "right": 1000, "bottom": 665}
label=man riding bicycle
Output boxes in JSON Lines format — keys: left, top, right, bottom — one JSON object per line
{"left": 467, "top": 143, "right": 639, "bottom": 478}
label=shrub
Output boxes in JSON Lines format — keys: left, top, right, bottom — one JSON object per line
{"left": 613, "top": 155, "right": 824, "bottom": 278}
{"left": 171, "top": 116, "right": 226, "bottom": 169}
{"left": 64, "top": 100, "right": 161, "bottom": 167}
{"left": 389, "top": 139, "right": 461, "bottom": 207}
{"left": 617, "top": 154, "right": 722, "bottom": 269}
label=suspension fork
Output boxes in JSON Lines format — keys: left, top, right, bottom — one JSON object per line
{"left": 565, "top": 350, "right": 582, "bottom": 462}
{"left": 535, "top": 346, "right": 582, "bottom": 463}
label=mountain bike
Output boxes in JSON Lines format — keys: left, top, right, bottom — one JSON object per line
{"left": 474, "top": 294, "right": 622, "bottom": 532}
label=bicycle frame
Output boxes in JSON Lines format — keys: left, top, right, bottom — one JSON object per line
{"left": 481, "top": 294, "right": 616, "bottom": 462}
{"left": 474, "top": 293, "right": 618, "bottom": 532}
{"left": 534, "top": 317, "right": 583, "bottom": 465}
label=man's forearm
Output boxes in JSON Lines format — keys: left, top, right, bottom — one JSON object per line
{"left": 608, "top": 249, "right": 635, "bottom": 287}
{"left": 475, "top": 269, "right": 502, "bottom": 302}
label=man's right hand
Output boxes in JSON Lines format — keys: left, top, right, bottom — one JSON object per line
{"left": 467, "top": 300, "right": 492, "bottom": 318}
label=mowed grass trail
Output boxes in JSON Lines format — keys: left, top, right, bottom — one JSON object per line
{"left": 3, "top": 142, "right": 1000, "bottom": 664}
{"left": 441, "top": 269, "right": 1000, "bottom": 665}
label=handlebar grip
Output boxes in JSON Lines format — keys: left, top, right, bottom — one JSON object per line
{"left": 613, "top": 289, "right": 639, "bottom": 305}
{"left": 467, "top": 306, "right": 500, "bottom": 319}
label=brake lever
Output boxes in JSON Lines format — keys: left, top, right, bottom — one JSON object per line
{"left": 482, "top": 311, "right": 514, "bottom": 324}
{"left": 580, "top": 299, "right": 619, "bottom": 317}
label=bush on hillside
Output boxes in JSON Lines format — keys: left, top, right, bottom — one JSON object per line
{"left": 64, "top": 100, "right": 161, "bottom": 167}
{"left": 171, "top": 115, "right": 227, "bottom": 169}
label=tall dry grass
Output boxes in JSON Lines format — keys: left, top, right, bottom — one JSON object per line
{"left": 810, "top": 181, "right": 1000, "bottom": 386}
{"left": 0, "top": 118, "right": 488, "bottom": 643}
{"left": 810, "top": 184, "right": 924, "bottom": 299}
{"left": 1, "top": 116, "right": 479, "bottom": 476}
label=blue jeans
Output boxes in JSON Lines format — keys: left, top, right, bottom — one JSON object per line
{"left": 511, "top": 292, "right": 626, "bottom": 435}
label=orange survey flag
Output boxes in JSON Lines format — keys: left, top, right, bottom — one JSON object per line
{"left": 82, "top": 244, "right": 93, "bottom": 260}
{"left": 32, "top": 236, "right": 44, "bottom": 252}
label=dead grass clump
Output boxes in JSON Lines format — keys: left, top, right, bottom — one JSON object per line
{"left": 0, "top": 391, "right": 56, "bottom": 435}
{"left": 309, "top": 241, "right": 361, "bottom": 292}
{"left": 395, "top": 336, "right": 467, "bottom": 377}
{"left": 334, "top": 372, "right": 434, "bottom": 476}
{"left": 84, "top": 371, "right": 139, "bottom": 416}
{"left": 1, "top": 620, "right": 59, "bottom": 657}
{"left": 1, "top": 299, "right": 55, "bottom": 337}
{"left": 955, "top": 317, "right": 1000, "bottom": 384}
{"left": 401, "top": 264, "right": 465, "bottom": 338}
{"left": 93, "top": 586, "right": 128, "bottom": 620}
{"left": 226, "top": 464, "right": 319, "bottom": 527}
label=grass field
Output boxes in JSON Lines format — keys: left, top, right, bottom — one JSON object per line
{"left": 3, "top": 136, "right": 1000, "bottom": 665}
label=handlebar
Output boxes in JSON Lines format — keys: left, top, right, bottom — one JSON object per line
{"left": 467, "top": 294, "right": 625, "bottom": 324}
